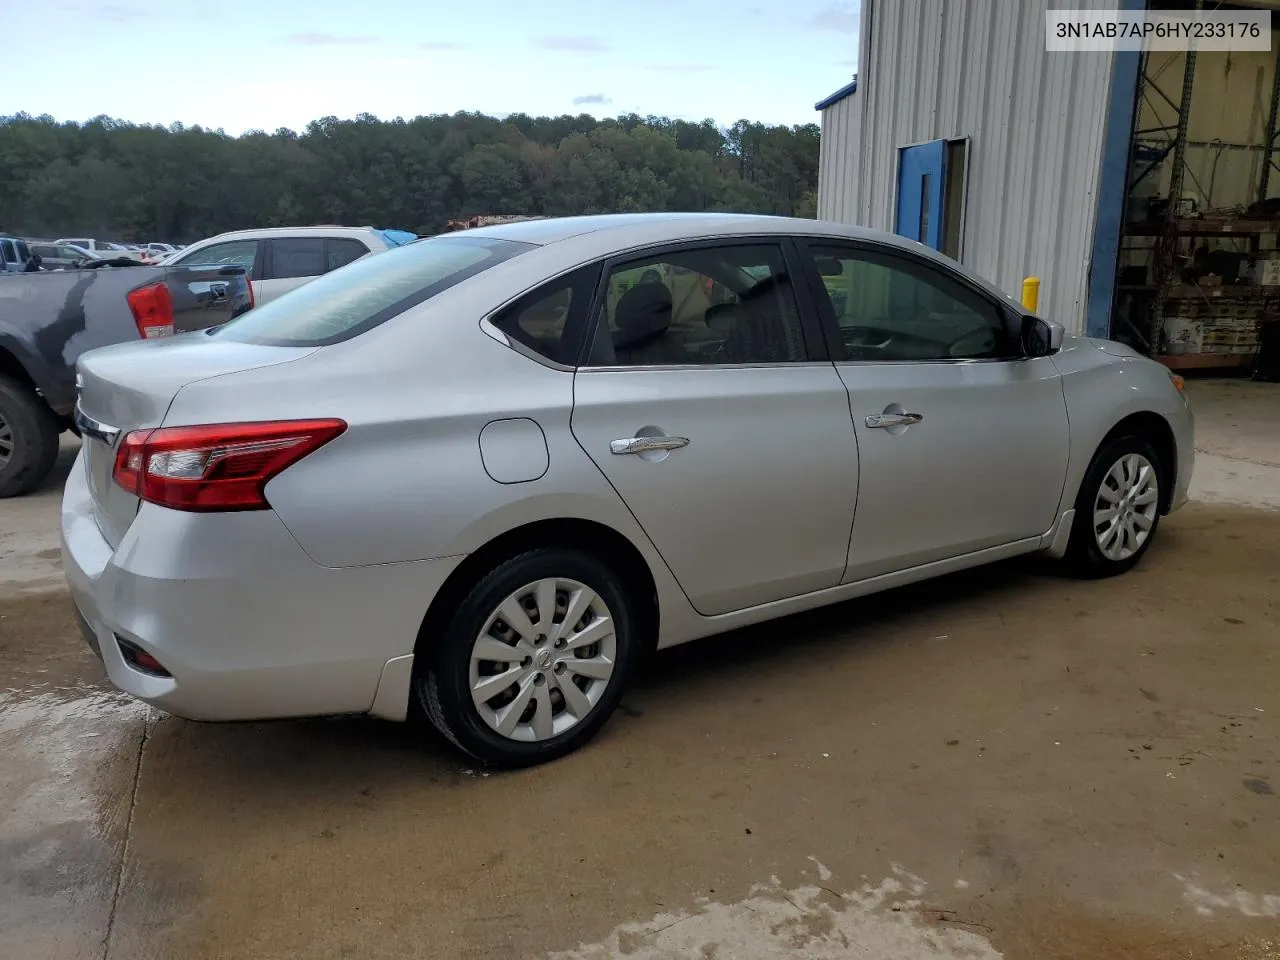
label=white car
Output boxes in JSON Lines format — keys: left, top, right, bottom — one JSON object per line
{"left": 164, "top": 226, "right": 417, "bottom": 306}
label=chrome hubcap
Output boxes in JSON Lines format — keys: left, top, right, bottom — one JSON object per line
{"left": 1093, "top": 453, "right": 1158, "bottom": 561}
{"left": 469, "top": 578, "right": 616, "bottom": 742}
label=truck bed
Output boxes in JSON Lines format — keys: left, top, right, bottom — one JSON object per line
{"left": 0, "top": 261, "right": 252, "bottom": 416}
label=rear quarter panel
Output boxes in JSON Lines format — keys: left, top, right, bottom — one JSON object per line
{"left": 1051, "top": 337, "right": 1194, "bottom": 515}
{"left": 158, "top": 264, "right": 702, "bottom": 647}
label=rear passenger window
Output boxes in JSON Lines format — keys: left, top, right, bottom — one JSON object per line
{"left": 271, "top": 238, "right": 326, "bottom": 279}
{"left": 583, "top": 243, "right": 807, "bottom": 367}
{"left": 491, "top": 268, "right": 597, "bottom": 365}
{"left": 326, "top": 238, "right": 369, "bottom": 272}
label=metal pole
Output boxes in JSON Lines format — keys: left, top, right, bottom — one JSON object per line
{"left": 1260, "top": 45, "right": 1280, "bottom": 203}
{"left": 1166, "top": 47, "right": 1197, "bottom": 213}
{"left": 1152, "top": 42, "right": 1197, "bottom": 354}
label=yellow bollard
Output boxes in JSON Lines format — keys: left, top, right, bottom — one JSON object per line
{"left": 1021, "top": 277, "right": 1040, "bottom": 313}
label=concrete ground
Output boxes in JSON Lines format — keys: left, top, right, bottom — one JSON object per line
{"left": 1, "top": 380, "right": 1277, "bottom": 960}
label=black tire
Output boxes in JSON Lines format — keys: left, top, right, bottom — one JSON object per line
{"left": 417, "top": 547, "right": 637, "bottom": 768}
{"left": 1064, "top": 434, "right": 1163, "bottom": 578}
{"left": 0, "top": 374, "right": 60, "bottom": 499}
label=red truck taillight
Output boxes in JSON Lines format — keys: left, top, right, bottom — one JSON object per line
{"left": 126, "top": 282, "right": 174, "bottom": 338}
{"left": 113, "top": 420, "right": 346, "bottom": 511}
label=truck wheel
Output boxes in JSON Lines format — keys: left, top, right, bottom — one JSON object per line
{"left": 0, "top": 375, "right": 60, "bottom": 498}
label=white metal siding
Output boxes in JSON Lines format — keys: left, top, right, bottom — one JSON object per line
{"left": 816, "top": 0, "right": 1119, "bottom": 335}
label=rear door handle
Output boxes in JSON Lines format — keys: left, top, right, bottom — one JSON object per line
{"left": 610, "top": 436, "right": 690, "bottom": 455}
{"left": 865, "top": 412, "right": 923, "bottom": 429}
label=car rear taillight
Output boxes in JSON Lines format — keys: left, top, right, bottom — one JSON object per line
{"left": 113, "top": 420, "right": 346, "bottom": 511}
{"left": 127, "top": 281, "right": 174, "bottom": 338}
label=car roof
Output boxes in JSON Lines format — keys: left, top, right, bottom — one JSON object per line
{"left": 466, "top": 212, "right": 910, "bottom": 249}
{"left": 197, "top": 226, "right": 380, "bottom": 241}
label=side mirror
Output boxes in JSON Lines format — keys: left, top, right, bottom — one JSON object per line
{"left": 1020, "top": 314, "right": 1064, "bottom": 357}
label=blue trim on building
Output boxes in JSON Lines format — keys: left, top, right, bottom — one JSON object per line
{"left": 814, "top": 78, "right": 858, "bottom": 112}
{"left": 1085, "top": 0, "right": 1145, "bottom": 340}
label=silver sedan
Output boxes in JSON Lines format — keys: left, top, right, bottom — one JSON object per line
{"left": 62, "top": 214, "right": 1194, "bottom": 766}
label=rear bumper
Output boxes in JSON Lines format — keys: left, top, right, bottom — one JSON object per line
{"left": 60, "top": 450, "right": 462, "bottom": 722}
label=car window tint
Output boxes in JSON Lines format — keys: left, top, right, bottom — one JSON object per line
{"left": 211, "top": 235, "right": 533, "bottom": 347}
{"left": 326, "top": 237, "right": 369, "bottom": 272}
{"left": 178, "top": 239, "right": 259, "bottom": 270}
{"left": 584, "top": 243, "right": 805, "bottom": 367}
{"left": 808, "top": 246, "right": 1012, "bottom": 362}
{"left": 491, "top": 267, "right": 595, "bottom": 365}
{"left": 271, "top": 237, "right": 326, "bottom": 279}
{"left": 16, "top": 241, "right": 30, "bottom": 260}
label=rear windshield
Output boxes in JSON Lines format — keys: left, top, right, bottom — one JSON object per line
{"left": 210, "top": 235, "right": 533, "bottom": 347}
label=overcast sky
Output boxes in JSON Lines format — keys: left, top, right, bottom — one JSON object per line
{"left": 0, "top": 0, "right": 859, "bottom": 134}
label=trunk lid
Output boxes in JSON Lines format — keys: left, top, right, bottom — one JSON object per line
{"left": 75, "top": 334, "right": 315, "bottom": 547}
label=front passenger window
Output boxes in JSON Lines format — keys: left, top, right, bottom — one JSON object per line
{"left": 808, "top": 246, "right": 1013, "bottom": 362}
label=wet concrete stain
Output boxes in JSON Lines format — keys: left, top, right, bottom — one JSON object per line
{"left": 1, "top": 503, "right": 1278, "bottom": 959}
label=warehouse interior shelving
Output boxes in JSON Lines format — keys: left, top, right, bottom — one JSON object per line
{"left": 1115, "top": 12, "right": 1280, "bottom": 376}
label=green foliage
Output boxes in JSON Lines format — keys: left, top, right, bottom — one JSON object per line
{"left": 0, "top": 111, "right": 820, "bottom": 242}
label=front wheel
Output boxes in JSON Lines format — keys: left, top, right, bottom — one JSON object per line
{"left": 417, "top": 548, "right": 636, "bottom": 767}
{"left": 1064, "top": 435, "right": 1163, "bottom": 577}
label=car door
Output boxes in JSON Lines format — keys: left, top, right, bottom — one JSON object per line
{"left": 798, "top": 240, "right": 1070, "bottom": 582}
{"left": 258, "top": 237, "right": 326, "bottom": 303}
{"left": 570, "top": 238, "right": 859, "bottom": 617}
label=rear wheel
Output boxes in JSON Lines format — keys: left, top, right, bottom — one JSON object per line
{"left": 417, "top": 548, "right": 636, "bottom": 767}
{"left": 0, "top": 375, "right": 60, "bottom": 498}
{"left": 1064, "top": 434, "right": 1162, "bottom": 577}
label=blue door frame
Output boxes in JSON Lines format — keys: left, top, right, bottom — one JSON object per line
{"left": 896, "top": 140, "right": 947, "bottom": 250}
{"left": 1085, "top": 0, "right": 1145, "bottom": 339}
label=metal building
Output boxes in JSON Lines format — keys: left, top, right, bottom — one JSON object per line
{"left": 815, "top": 0, "right": 1280, "bottom": 376}
{"left": 817, "top": 0, "right": 1119, "bottom": 336}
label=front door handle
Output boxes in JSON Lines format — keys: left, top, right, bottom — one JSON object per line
{"left": 865, "top": 412, "right": 923, "bottom": 429}
{"left": 610, "top": 436, "right": 690, "bottom": 455}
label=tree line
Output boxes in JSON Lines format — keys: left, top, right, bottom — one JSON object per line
{"left": 0, "top": 111, "right": 820, "bottom": 243}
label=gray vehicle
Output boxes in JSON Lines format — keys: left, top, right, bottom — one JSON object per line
{"left": 28, "top": 242, "right": 100, "bottom": 271}
{"left": 62, "top": 214, "right": 1193, "bottom": 768}
{"left": 0, "top": 261, "right": 252, "bottom": 496}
